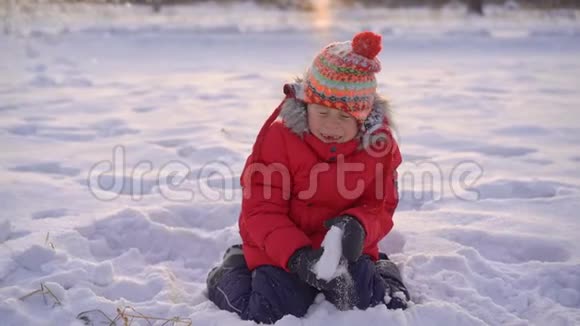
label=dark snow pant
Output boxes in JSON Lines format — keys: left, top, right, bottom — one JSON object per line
{"left": 207, "top": 255, "right": 389, "bottom": 324}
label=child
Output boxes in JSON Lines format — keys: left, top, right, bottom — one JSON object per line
{"left": 206, "top": 31, "right": 409, "bottom": 324}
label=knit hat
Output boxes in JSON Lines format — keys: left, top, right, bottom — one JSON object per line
{"left": 303, "top": 31, "right": 382, "bottom": 122}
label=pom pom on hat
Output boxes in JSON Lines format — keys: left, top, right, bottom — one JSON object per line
{"left": 352, "top": 31, "right": 382, "bottom": 59}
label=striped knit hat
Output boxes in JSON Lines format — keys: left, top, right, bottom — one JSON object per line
{"left": 304, "top": 31, "right": 382, "bottom": 122}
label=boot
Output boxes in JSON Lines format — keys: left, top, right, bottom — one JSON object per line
{"left": 376, "top": 255, "right": 410, "bottom": 310}
{"left": 207, "top": 244, "right": 247, "bottom": 289}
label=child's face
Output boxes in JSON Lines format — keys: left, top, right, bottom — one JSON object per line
{"left": 307, "top": 104, "right": 358, "bottom": 143}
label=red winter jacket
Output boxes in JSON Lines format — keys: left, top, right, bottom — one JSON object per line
{"left": 239, "top": 84, "right": 402, "bottom": 272}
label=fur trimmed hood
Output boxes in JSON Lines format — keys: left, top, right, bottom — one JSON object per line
{"left": 279, "top": 82, "right": 394, "bottom": 149}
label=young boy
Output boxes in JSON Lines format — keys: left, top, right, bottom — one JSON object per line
{"left": 206, "top": 31, "right": 409, "bottom": 324}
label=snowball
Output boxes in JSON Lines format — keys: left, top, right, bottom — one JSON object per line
{"left": 313, "top": 226, "right": 344, "bottom": 281}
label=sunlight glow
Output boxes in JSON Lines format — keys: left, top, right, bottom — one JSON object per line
{"left": 312, "top": 0, "right": 332, "bottom": 30}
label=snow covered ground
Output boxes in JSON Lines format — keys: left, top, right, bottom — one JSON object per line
{"left": 1, "top": 2, "right": 580, "bottom": 325}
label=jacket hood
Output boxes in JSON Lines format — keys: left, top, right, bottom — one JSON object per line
{"left": 279, "top": 81, "right": 395, "bottom": 149}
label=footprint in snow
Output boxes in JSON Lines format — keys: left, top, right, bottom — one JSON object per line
{"left": 9, "top": 162, "right": 81, "bottom": 177}
{"left": 440, "top": 228, "right": 571, "bottom": 264}
{"left": 31, "top": 208, "right": 71, "bottom": 220}
{"left": 467, "top": 179, "right": 577, "bottom": 200}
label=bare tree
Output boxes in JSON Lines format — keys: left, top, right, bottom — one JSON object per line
{"left": 467, "top": 0, "right": 483, "bottom": 15}
{"left": 151, "top": 0, "right": 162, "bottom": 13}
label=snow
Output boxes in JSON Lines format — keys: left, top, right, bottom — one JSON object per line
{"left": 1, "top": 2, "right": 580, "bottom": 325}
{"left": 0, "top": 220, "right": 12, "bottom": 243}
{"left": 92, "top": 261, "right": 114, "bottom": 287}
{"left": 12, "top": 245, "right": 58, "bottom": 272}
{"left": 385, "top": 291, "right": 409, "bottom": 307}
{"left": 313, "top": 226, "right": 346, "bottom": 281}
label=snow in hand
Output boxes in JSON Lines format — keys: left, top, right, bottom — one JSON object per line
{"left": 314, "top": 226, "right": 346, "bottom": 281}
{"left": 1, "top": 2, "right": 580, "bottom": 326}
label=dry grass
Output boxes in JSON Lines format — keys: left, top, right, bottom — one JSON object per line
{"left": 15, "top": 241, "right": 191, "bottom": 325}
{"left": 45, "top": 232, "right": 55, "bottom": 250}
{"left": 19, "top": 282, "right": 62, "bottom": 308}
{"left": 77, "top": 306, "right": 192, "bottom": 326}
